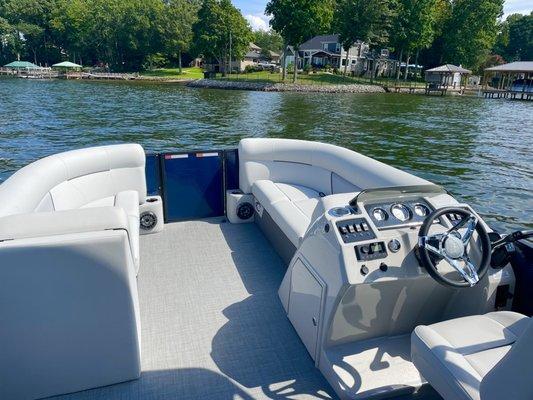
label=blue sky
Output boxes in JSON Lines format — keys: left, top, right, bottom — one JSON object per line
{"left": 232, "top": 0, "right": 533, "bottom": 31}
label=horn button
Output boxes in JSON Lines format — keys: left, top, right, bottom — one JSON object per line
{"left": 443, "top": 235, "right": 464, "bottom": 259}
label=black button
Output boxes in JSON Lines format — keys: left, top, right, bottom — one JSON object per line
{"left": 360, "top": 265, "right": 369, "bottom": 275}
{"left": 361, "top": 245, "right": 370, "bottom": 254}
{"left": 361, "top": 222, "right": 369, "bottom": 231}
{"left": 380, "top": 263, "right": 388, "bottom": 272}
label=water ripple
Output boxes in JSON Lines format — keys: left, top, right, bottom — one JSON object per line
{"left": 0, "top": 78, "right": 531, "bottom": 232}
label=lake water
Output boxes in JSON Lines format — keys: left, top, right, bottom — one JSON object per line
{"left": 0, "top": 78, "right": 531, "bottom": 233}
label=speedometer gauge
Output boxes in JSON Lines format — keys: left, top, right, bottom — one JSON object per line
{"left": 391, "top": 204, "right": 411, "bottom": 222}
{"left": 372, "top": 208, "right": 388, "bottom": 222}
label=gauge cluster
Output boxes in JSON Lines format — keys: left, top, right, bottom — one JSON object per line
{"left": 364, "top": 198, "right": 434, "bottom": 229}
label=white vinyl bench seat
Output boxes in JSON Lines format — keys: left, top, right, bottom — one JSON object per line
{"left": 0, "top": 144, "right": 147, "bottom": 400}
{"left": 252, "top": 180, "right": 321, "bottom": 247}
{"left": 239, "top": 138, "right": 429, "bottom": 257}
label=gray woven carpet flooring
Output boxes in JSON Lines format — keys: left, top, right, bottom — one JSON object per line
{"left": 53, "top": 218, "right": 333, "bottom": 400}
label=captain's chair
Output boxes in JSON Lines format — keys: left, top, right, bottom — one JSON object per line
{"left": 411, "top": 311, "right": 532, "bottom": 400}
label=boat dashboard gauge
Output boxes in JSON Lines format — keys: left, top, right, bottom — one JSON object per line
{"left": 328, "top": 206, "right": 352, "bottom": 218}
{"left": 364, "top": 198, "right": 435, "bottom": 229}
{"left": 390, "top": 204, "right": 411, "bottom": 222}
{"left": 371, "top": 207, "right": 388, "bottom": 222}
{"left": 413, "top": 203, "right": 430, "bottom": 217}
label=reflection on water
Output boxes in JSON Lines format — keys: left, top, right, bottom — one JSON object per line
{"left": 0, "top": 78, "right": 531, "bottom": 232}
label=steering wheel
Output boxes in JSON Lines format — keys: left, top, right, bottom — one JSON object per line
{"left": 418, "top": 207, "right": 491, "bottom": 287}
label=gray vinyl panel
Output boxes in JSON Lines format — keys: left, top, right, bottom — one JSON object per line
{"left": 51, "top": 218, "right": 333, "bottom": 400}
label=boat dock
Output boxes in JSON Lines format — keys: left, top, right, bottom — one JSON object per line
{"left": 482, "top": 88, "right": 533, "bottom": 101}
{"left": 0, "top": 68, "right": 139, "bottom": 81}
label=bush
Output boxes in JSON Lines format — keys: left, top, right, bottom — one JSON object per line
{"left": 303, "top": 64, "right": 312, "bottom": 74}
{"left": 286, "top": 62, "right": 295, "bottom": 73}
{"left": 142, "top": 53, "right": 168, "bottom": 70}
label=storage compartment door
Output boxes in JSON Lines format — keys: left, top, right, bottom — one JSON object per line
{"left": 288, "top": 258, "right": 324, "bottom": 361}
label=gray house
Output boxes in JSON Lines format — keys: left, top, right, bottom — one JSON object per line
{"left": 284, "top": 34, "right": 394, "bottom": 77}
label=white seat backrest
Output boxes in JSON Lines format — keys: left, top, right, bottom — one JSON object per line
{"left": 0, "top": 144, "right": 146, "bottom": 217}
{"left": 238, "top": 138, "right": 429, "bottom": 194}
{"left": 480, "top": 317, "right": 533, "bottom": 400}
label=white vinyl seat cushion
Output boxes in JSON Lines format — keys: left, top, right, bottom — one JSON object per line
{"left": 252, "top": 180, "right": 320, "bottom": 247}
{"left": 115, "top": 191, "right": 140, "bottom": 272}
{"left": 81, "top": 190, "right": 140, "bottom": 272}
{"left": 411, "top": 311, "right": 531, "bottom": 400}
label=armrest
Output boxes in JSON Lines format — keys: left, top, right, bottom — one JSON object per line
{"left": 0, "top": 207, "right": 130, "bottom": 242}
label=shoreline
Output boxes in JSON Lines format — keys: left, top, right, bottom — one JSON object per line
{"left": 187, "top": 79, "right": 387, "bottom": 93}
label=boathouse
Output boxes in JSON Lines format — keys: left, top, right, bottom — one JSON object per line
{"left": 484, "top": 61, "right": 533, "bottom": 92}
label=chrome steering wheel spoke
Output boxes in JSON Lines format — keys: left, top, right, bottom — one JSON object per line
{"left": 446, "top": 255, "right": 479, "bottom": 287}
{"left": 448, "top": 215, "right": 478, "bottom": 245}
{"left": 461, "top": 216, "right": 478, "bottom": 245}
{"left": 420, "top": 229, "right": 480, "bottom": 286}
{"left": 419, "top": 234, "right": 444, "bottom": 259}
{"left": 418, "top": 207, "right": 491, "bottom": 289}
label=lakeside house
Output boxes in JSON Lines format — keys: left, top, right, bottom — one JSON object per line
{"left": 284, "top": 34, "right": 395, "bottom": 77}
{"left": 202, "top": 43, "right": 281, "bottom": 73}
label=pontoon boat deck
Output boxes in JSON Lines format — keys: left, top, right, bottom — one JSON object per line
{"left": 0, "top": 139, "right": 531, "bottom": 400}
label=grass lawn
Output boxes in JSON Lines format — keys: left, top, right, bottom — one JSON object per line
{"left": 217, "top": 71, "right": 426, "bottom": 87}
{"left": 141, "top": 67, "right": 204, "bottom": 80}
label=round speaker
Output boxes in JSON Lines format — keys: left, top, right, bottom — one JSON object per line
{"left": 236, "top": 202, "right": 254, "bottom": 220}
{"left": 140, "top": 211, "right": 158, "bottom": 231}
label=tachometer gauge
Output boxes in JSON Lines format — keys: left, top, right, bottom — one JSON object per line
{"left": 391, "top": 204, "right": 411, "bottom": 222}
{"left": 372, "top": 208, "right": 388, "bottom": 222}
{"left": 414, "top": 204, "right": 430, "bottom": 217}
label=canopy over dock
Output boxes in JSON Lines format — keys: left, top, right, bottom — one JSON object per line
{"left": 4, "top": 61, "right": 39, "bottom": 69}
{"left": 483, "top": 61, "right": 533, "bottom": 99}
{"left": 426, "top": 64, "right": 472, "bottom": 74}
{"left": 485, "top": 61, "right": 533, "bottom": 73}
{"left": 52, "top": 61, "right": 82, "bottom": 68}
{"left": 424, "top": 64, "right": 471, "bottom": 94}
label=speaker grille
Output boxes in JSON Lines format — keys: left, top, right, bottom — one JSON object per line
{"left": 140, "top": 212, "right": 158, "bottom": 231}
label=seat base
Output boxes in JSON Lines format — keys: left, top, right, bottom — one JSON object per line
{"left": 254, "top": 205, "right": 297, "bottom": 265}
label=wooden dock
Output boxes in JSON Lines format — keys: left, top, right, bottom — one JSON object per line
{"left": 0, "top": 68, "right": 139, "bottom": 81}
{"left": 482, "top": 89, "right": 532, "bottom": 101}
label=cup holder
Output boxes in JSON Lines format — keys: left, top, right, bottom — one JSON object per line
{"left": 147, "top": 197, "right": 159, "bottom": 203}
{"left": 231, "top": 190, "right": 243, "bottom": 195}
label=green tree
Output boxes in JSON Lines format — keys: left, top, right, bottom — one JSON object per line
{"left": 253, "top": 30, "right": 283, "bottom": 54}
{"left": 494, "top": 13, "right": 532, "bottom": 61}
{"left": 441, "top": 0, "right": 504, "bottom": 70}
{"left": 52, "top": 0, "right": 163, "bottom": 70}
{"left": 390, "top": 0, "right": 439, "bottom": 81}
{"left": 265, "top": 0, "right": 334, "bottom": 82}
{"left": 192, "top": 0, "right": 252, "bottom": 76}
{"left": 334, "top": 0, "right": 394, "bottom": 76}
{"left": 160, "top": 0, "right": 201, "bottom": 73}
{"left": 2, "top": 0, "right": 60, "bottom": 65}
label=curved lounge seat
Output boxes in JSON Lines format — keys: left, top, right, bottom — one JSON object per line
{"left": 239, "top": 138, "right": 428, "bottom": 257}
{"left": 0, "top": 143, "right": 146, "bottom": 272}
{"left": 0, "top": 144, "right": 146, "bottom": 399}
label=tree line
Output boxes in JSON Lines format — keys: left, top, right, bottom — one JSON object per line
{"left": 0, "top": 0, "right": 530, "bottom": 75}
